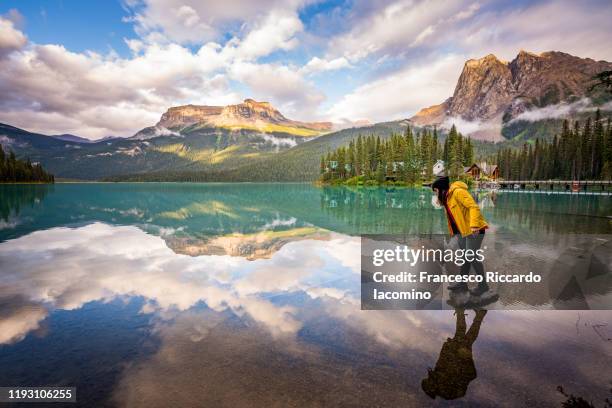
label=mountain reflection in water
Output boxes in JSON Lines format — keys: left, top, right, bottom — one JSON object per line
{"left": 0, "top": 183, "right": 610, "bottom": 407}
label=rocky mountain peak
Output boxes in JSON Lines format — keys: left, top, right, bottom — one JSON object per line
{"left": 223, "top": 99, "right": 287, "bottom": 123}
{"left": 157, "top": 105, "right": 223, "bottom": 129}
{"left": 464, "top": 53, "right": 507, "bottom": 68}
{"left": 516, "top": 49, "right": 540, "bottom": 58}
{"left": 447, "top": 53, "right": 513, "bottom": 122}
{"left": 243, "top": 98, "right": 271, "bottom": 109}
{"left": 135, "top": 98, "right": 332, "bottom": 140}
{"left": 410, "top": 50, "right": 612, "bottom": 141}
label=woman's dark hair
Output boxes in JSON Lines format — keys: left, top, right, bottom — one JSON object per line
{"left": 431, "top": 176, "right": 450, "bottom": 204}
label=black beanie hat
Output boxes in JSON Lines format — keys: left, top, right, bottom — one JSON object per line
{"left": 431, "top": 176, "right": 450, "bottom": 192}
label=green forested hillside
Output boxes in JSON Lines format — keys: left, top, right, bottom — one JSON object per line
{"left": 0, "top": 123, "right": 311, "bottom": 180}
{"left": 106, "top": 121, "right": 412, "bottom": 181}
{"left": 496, "top": 111, "right": 612, "bottom": 180}
{"left": 218, "top": 121, "right": 413, "bottom": 181}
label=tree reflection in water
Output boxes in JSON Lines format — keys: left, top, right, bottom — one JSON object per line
{"left": 0, "top": 184, "right": 51, "bottom": 222}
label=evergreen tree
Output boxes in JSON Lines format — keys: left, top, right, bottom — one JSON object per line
{"left": 485, "top": 112, "right": 610, "bottom": 181}
{"left": 0, "top": 145, "right": 54, "bottom": 183}
{"left": 447, "top": 125, "right": 462, "bottom": 178}
{"left": 375, "top": 162, "right": 385, "bottom": 183}
{"left": 532, "top": 139, "right": 541, "bottom": 179}
{"left": 603, "top": 118, "right": 612, "bottom": 179}
{"left": 582, "top": 118, "right": 592, "bottom": 179}
{"left": 592, "top": 109, "right": 604, "bottom": 179}
{"left": 432, "top": 127, "right": 439, "bottom": 162}
{"left": 348, "top": 141, "right": 356, "bottom": 177}
{"left": 355, "top": 136, "right": 363, "bottom": 176}
{"left": 463, "top": 137, "right": 474, "bottom": 166}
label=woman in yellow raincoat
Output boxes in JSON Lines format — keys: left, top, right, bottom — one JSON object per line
{"left": 431, "top": 176, "right": 497, "bottom": 306}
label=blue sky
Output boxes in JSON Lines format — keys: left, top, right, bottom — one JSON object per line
{"left": 1, "top": 1, "right": 134, "bottom": 55}
{"left": 1, "top": 0, "right": 611, "bottom": 138}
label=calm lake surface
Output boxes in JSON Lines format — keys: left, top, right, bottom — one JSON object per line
{"left": 0, "top": 183, "right": 610, "bottom": 407}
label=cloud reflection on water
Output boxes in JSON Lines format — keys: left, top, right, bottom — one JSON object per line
{"left": 0, "top": 221, "right": 610, "bottom": 407}
{"left": 0, "top": 222, "right": 359, "bottom": 344}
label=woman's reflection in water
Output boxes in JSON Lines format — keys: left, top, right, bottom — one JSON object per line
{"left": 421, "top": 309, "right": 487, "bottom": 400}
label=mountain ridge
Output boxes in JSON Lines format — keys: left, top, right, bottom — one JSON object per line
{"left": 132, "top": 98, "right": 332, "bottom": 140}
{"left": 0, "top": 119, "right": 411, "bottom": 181}
{"left": 411, "top": 50, "right": 612, "bottom": 141}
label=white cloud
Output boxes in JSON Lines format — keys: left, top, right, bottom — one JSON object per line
{"left": 327, "top": 55, "right": 463, "bottom": 123}
{"left": 125, "top": 1, "right": 215, "bottom": 44}
{"left": 300, "top": 56, "right": 351, "bottom": 75}
{"left": 2, "top": 8, "right": 25, "bottom": 26}
{"left": 230, "top": 10, "right": 303, "bottom": 61}
{"left": 258, "top": 134, "right": 298, "bottom": 149}
{"left": 229, "top": 62, "right": 325, "bottom": 119}
{"left": 124, "top": 0, "right": 305, "bottom": 44}
{"left": 439, "top": 115, "right": 504, "bottom": 141}
{"left": 328, "top": 0, "right": 473, "bottom": 61}
{"left": 410, "top": 25, "right": 435, "bottom": 47}
{"left": 451, "top": 0, "right": 612, "bottom": 62}
{"left": 326, "top": 0, "right": 612, "bottom": 64}
{"left": 511, "top": 98, "right": 612, "bottom": 123}
{"left": 442, "top": 115, "right": 496, "bottom": 133}
{"left": 0, "top": 16, "right": 27, "bottom": 57}
{"left": 131, "top": 125, "right": 180, "bottom": 140}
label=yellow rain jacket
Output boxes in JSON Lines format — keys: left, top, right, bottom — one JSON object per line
{"left": 445, "top": 181, "right": 488, "bottom": 237}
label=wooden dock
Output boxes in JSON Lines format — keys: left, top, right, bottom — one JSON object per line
{"left": 480, "top": 180, "right": 612, "bottom": 195}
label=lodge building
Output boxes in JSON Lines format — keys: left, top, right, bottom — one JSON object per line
{"left": 463, "top": 162, "right": 499, "bottom": 181}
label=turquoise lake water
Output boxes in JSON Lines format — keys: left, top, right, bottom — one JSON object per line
{"left": 0, "top": 183, "right": 610, "bottom": 407}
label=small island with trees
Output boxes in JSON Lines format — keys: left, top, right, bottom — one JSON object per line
{"left": 0, "top": 145, "right": 54, "bottom": 183}
{"left": 319, "top": 124, "right": 473, "bottom": 186}
{"left": 320, "top": 110, "right": 612, "bottom": 187}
